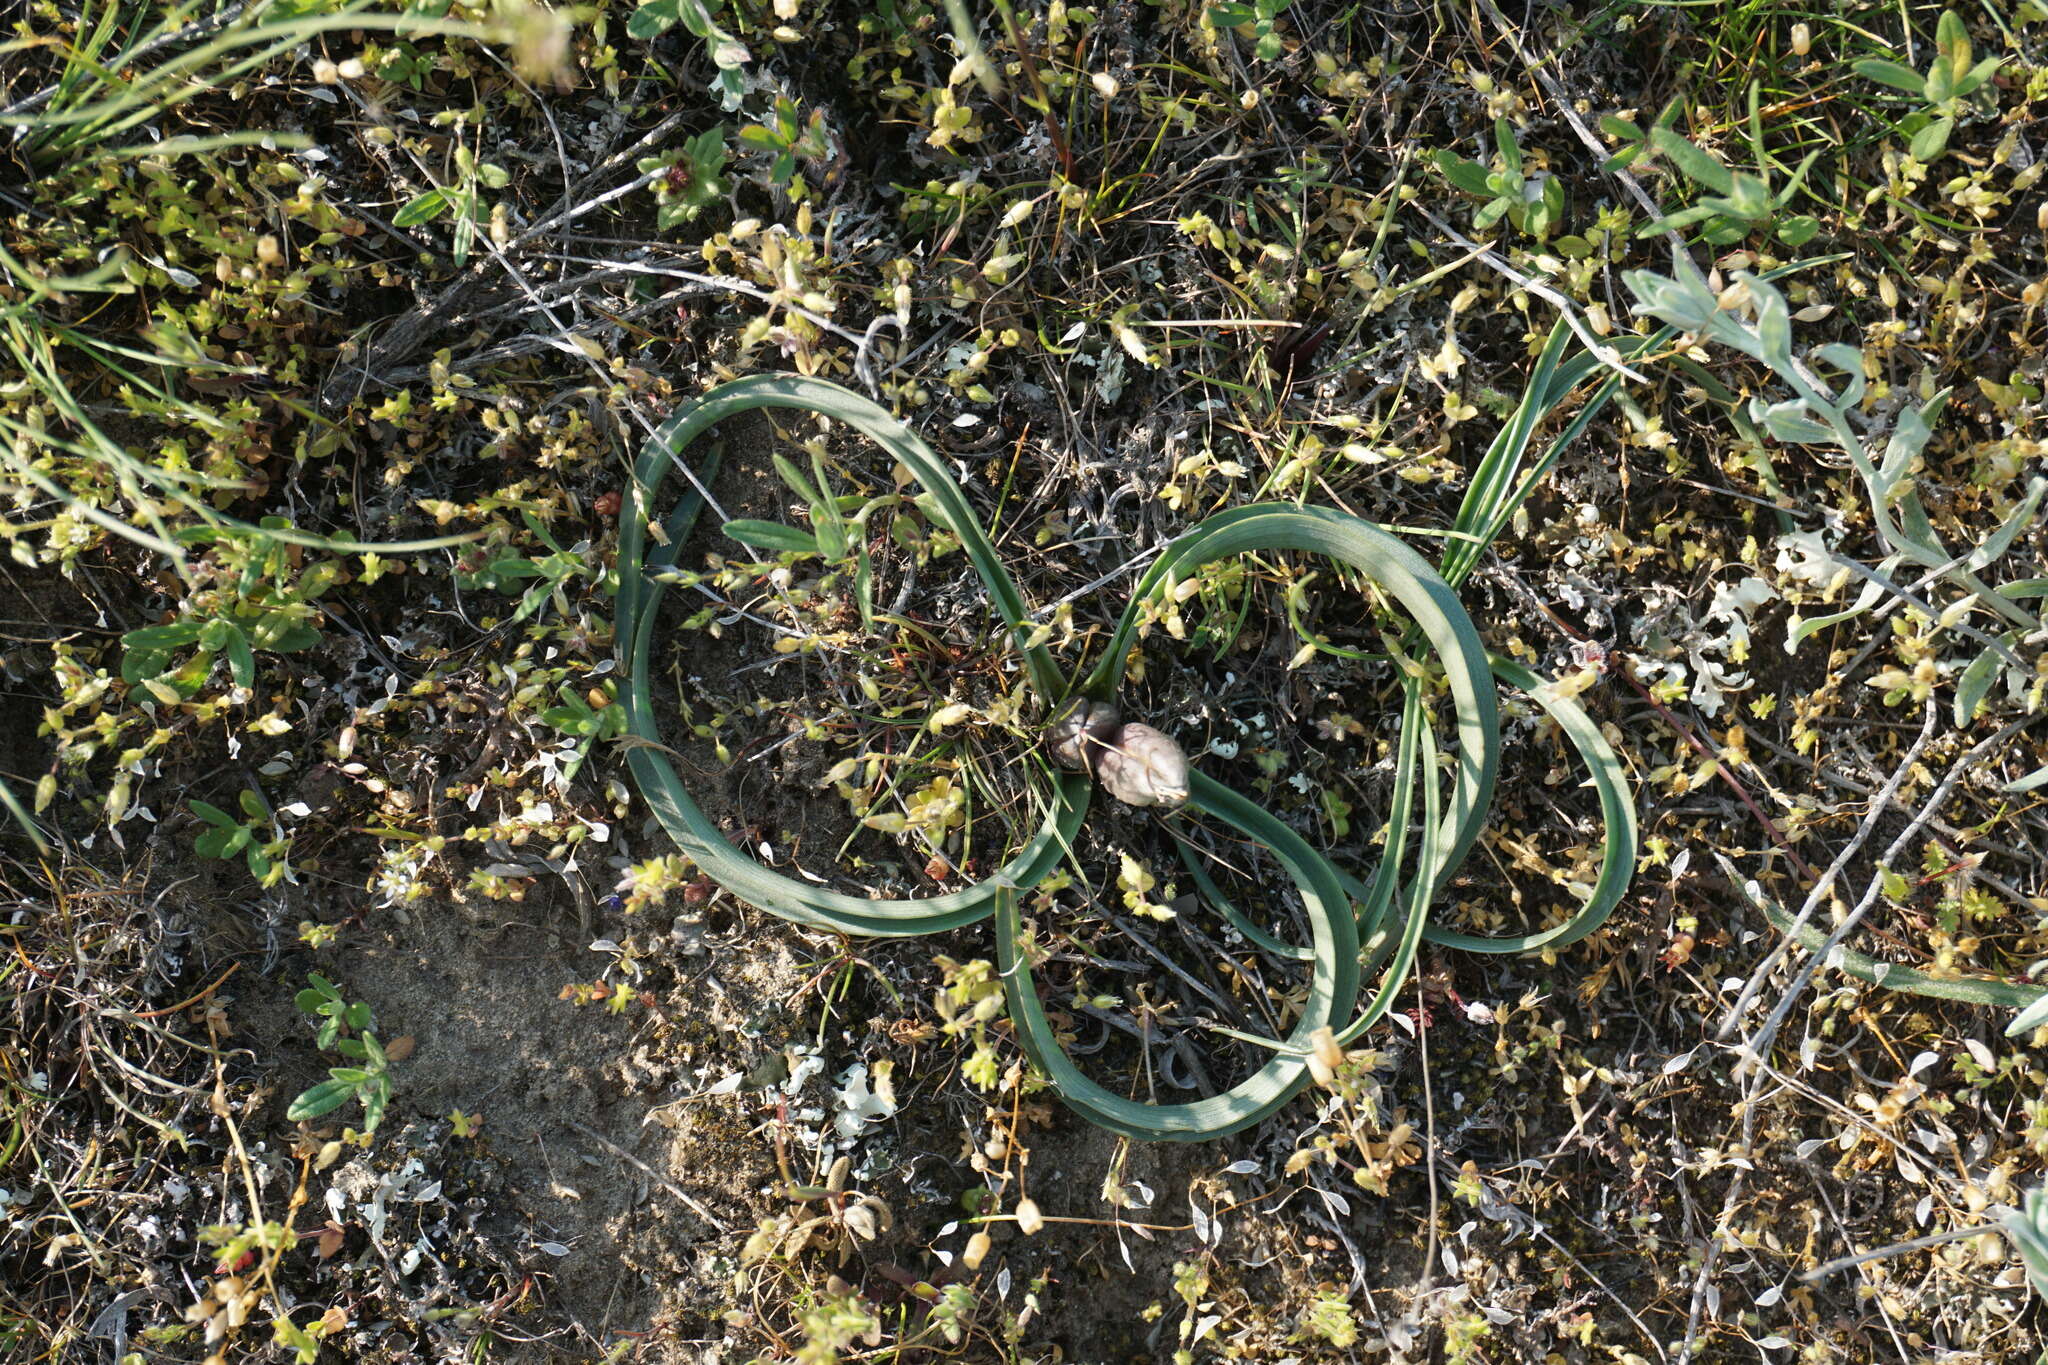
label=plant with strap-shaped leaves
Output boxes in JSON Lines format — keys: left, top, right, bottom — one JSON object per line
{"left": 611, "top": 353, "right": 2048, "bottom": 1142}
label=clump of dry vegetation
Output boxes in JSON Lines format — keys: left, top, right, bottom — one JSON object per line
{"left": 3, "top": 0, "right": 2048, "bottom": 1360}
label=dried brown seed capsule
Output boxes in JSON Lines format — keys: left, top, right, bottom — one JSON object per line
{"left": 1046, "top": 698, "right": 1121, "bottom": 771}
{"left": 1094, "top": 723, "right": 1190, "bottom": 809}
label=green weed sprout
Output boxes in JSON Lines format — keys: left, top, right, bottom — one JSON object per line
{"left": 1436, "top": 118, "right": 1566, "bottom": 242}
{"left": 119, "top": 519, "right": 337, "bottom": 696}
{"left": 1604, "top": 90, "right": 1821, "bottom": 246}
{"left": 626, "top": 0, "right": 749, "bottom": 109}
{"left": 1207, "top": 0, "right": 1289, "bottom": 61}
{"left": 457, "top": 510, "right": 604, "bottom": 625}
{"left": 287, "top": 974, "right": 395, "bottom": 1135}
{"left": 739, "top": 98, "right": 837, "bottom": 188}
{"left": 189, "top": 789, "right": 295, "bottom": 889}
{"left": 641, "top": 127, "right": 732, "bottom": 229}
{"left": 1853, "top": 10, "right": 2001, "bottom": 162}
{"left": 390, "top": 146, "right": 513, "bottom": 269}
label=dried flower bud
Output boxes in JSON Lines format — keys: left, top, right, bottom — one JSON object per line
{"left": 1094, "top": 723, "right": 1190, "bottom": 809}
{"left": 962, "top": 1230, "right": 992, "bottom": 1268}
{"left": 1307, "top": 1026, "right": 1344, "bottom": 1087}
{"left": 1046, "top": 698, "right": 1120, "bottom": 771}
{"left": 1014, "top": 1197, "right": 1045, "bottom": 1235}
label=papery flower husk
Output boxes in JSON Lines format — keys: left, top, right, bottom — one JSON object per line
{"left": 1095, "top": 722, "right": 1190, "bottom": 808}
{"left": 1047, "top": 698, "right": 1121, "bottom": 771}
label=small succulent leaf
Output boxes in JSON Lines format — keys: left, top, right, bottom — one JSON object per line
{"left": 1852, "top": 57, "right": 1927, "bottom": 94}
{"left": 1639, "top": 205, "right": 1717, "bottom": 235}
{"left": 1649, "top": 126, "right": 1734, "bottom": 194}
{"left": 1750, "top": 282, "right": 1795, "bottom": 367}
{"left": 540, "top": 706, "right": 589, "bottom": 733}
{"left": 770, "top": 454, "right": 824, "bottom": 508}
{"left": 1776, "top": 215, "right": 1820, "bottom": 247}
{"left": 1622, "top": 269, "right": 1713, "bottom": 331}
{"left": 1963, "top": 479, "right": 2047, "bottom": 572}
{"left": 854, "top": 546, "right": 875, "bottom": 630}
{"left": 1753, "top": 399, "right": 1833, "bottom": 445}
{"left": 225, "top": 628, "right": 255, "bottom": 688}
{"left": 1785, "top": 574, "right": 1889, "bottom": 652}
{"left": 1436, "top": 151, "right": 1494, "bottom": 196}
{"left": 1879, "top": 403, "right": 1936, "bottom": 487}
{"left": 1924, "top": 56, "right": 1956, "bottom": 105}
{"left": 287, "top": 1079, "right": 356, "bottom": 1121}
{"left": 120, "top": 649, "right": 170, "bottom": 683}
{"left": 361, "top": 1084, "right": 388, "bottom": 1133}
{"left": 1814, "top": 352, "right": 1867, "bottom": 410}
{"left": 123, "top": 622, "right": 205, "bottom": 650}
{"left": 393, "top": 190, "right": 451, "bottom": 227}
{"left": 2004, "top": 765, "right": 2048, "bottom": 795}
{"left": 1957, "top": 54, "right": 2002, "bottom": 97}
{"left": 2007, "top": 993, "right": 2048, "bottom": 1038}
{"left": 1724, "top": 171, "right": 1771, "bottom": 220}
{"left": 1492, "top": 118, "right": 1522, "bottom": 178}
{"left": 672, "top": 0, "right": 723, "bottom": 39}
{"left": 722, "top": 519, "right": 819, "bottom": 554}
{"left": 190, "top": 799, "right": 239, "bottom": 828}
{"left": 268, "top": 621, "right": 323, "bottom": 653}
{"left": 1953, "top": 644, "right": 2002, "bottom": 726}
{"left": 1936, "top": 10, "right": 1971, "bottom": 77}
{"left": 808, "top": 450, "right": 848, "bottom": 554}
{"left": 626, "top": 0, "right": 680, "bottom": 37}
{"left": 812, "top": 507, "right": 848, "bottom": 561}
{"left": 1909, "top": 116, "right": 1953, "bottom": 162}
